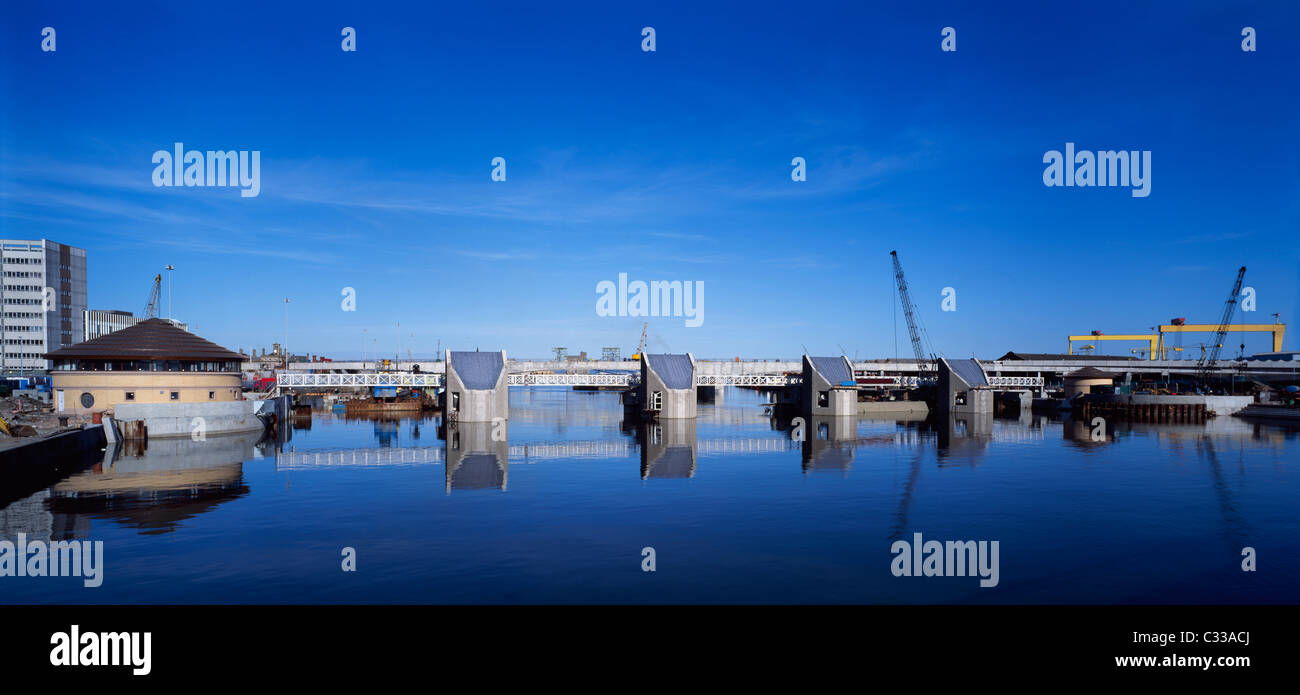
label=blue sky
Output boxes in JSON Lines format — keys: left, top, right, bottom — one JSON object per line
{"left": 2, "top": 0, "right": 1297, "bottom": 360}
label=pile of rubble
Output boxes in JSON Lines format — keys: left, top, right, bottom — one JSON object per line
{"left": 0, "top": 395, "right": 90, "bottom": 440}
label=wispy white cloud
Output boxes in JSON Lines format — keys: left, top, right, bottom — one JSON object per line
{"left": 1174, "top": 231, "right": 1252, "bottom": 244}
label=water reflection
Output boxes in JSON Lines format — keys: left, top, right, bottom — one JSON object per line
{"left": 444, "top": 421, "right": 508, "bottom": 492}
{"left": 4, "top": 389, "right": 1295, "bottom": 567}
{"left": 802, "top": 416, "right": 856, "bottom": 473}
{"left": 323, "top": 412, "right": 437, "bottom": 447}
{"left": 1196, "top": 434, "right": 1250, "bottom": 555}
{"left": 1062, "top": 414, "right": 1117, "bottom": 448}
{"left": 374, "top": 418, "right": 398, "bottom": 447}
{"left": 1, "top": 384, "right": 1297, "bottom": 604}
{"left": 45, "top": 431, "right": 268, "bottom": 536}
{"left": 889, "top": 449, "right": 924, "bottom": 543}
{"left": 935, "top": 413, "right": 992, "bottom": 464}
{"left": 634, "top": 419, "right": 698, "bottom": 479}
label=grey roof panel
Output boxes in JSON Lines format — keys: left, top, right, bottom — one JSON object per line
{"left": 810, "top": 356, "right": 853, "bottom": 386}
{"left": 451, "top": 351, "right": 504, "bottom": 390}
{"left": 646, "top": 354, "right": 694, "bottom": 390}
{"left": 948, "top": 358, "right": 988, "bottom": 387}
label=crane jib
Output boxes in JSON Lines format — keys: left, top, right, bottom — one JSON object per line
{"left": 890, "top": 250, "right": 933, "bottom": 373}
{"left": 1197, "top": 266, "right": 1246, "bottom": 379}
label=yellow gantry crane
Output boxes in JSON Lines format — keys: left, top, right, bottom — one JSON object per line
{"left": 1068, "top": 331, "right": 1159, "bottom": 359}
{"left": 1157, "top": 322, "right": 1284, "bottom": 360}
{"left": 1067, "top": 322, "right": 1285, "bottom": 361}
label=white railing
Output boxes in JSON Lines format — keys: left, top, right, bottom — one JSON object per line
{"left": 695, "top": 374, "right": 798, "bottom": 386}
{"left": 275, "top": 371, "right": 985, "bottom": 390}
{"left": 276, "top": 447, "right": 446, "bottom": 468}
{"left": 280, "top": 372, "right": 635, "bottom": 389}
{"left": 274, "top": 437, "right": 802, "bottom": 468}
{"left": 277, "top": 373, "right": 442, "bottom": 388}
{"left": 857, "top": 376, "right": 937, "bottom": 387}
{"left": 986, "top": 376, "right": 1045, "bottom": 388}
{"left": 507, "top": 373, "right": 635, "bottom": 386}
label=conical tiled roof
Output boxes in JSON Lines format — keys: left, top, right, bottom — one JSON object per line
{"left": 45, "top": 318, "right": 243, "bottom": 361}
{"left": 1064, "top": 366, "right": 1116, "bottom": 380}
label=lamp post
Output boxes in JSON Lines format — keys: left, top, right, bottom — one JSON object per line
{"left": 164, "top": 264, "right": 175, "bottom": 320}
{"left": 283, "top": 298, "right": 290, "bottom": 370}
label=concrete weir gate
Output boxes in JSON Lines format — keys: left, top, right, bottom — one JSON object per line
{"left": 938, "top": 357, "right": 994, "bottom": 415}
{"left": 633, "top": 353, "right": 698, "bottom": 419}
{"left": 802, "top": 355, "right": 858, "bottom": 417}
{"left": 937, "top": 357, "right": 1031, "bottom": 415}
{"left": 444, "top": 350, "right": 509, "bottom": 422}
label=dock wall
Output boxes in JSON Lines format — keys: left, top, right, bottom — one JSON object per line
{"left": 1076, "top": 395, "right": 1254, "bottom": 422}
{"left": 0, "top": 426, "right": 107, "bottom": 507}
{"left": 114, "top": 400, "right": 268, "bottom": 438}
{"left": 857, "top": 401, "right": 929, "bottom": 417}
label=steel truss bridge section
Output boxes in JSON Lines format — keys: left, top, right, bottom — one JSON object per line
{"left": 276, "top": 373, "right": 444, "bottom": 388}
{"left": 506, "top": 373, "right": 634, "bottom": 386}
{"left": 986, "top": 376, "right": 1044, "bottom": 388}
{"left": 695, "top": 374, "right": 798, "bottom": 386}
{"left": 276, "top": 372, "right": 1039, "bottom": 390}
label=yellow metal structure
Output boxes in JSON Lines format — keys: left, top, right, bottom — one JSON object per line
{"left": 631, "top": 322, "right": 648, "bottom": 361}
{"left": 1067, "top": 323, "right": 1285, "bottom": 361}
{"left": 1068, "top": 334, "right": 1159, "bottom": 359}
{"left": 1156, "top": 323, "right": 1285, "bottom": 360}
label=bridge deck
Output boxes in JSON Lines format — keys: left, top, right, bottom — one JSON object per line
{"left": 273, "top": 358, "right": 1290, "bottom": 378}
{"left": 275, "top": 372, "right": 1042, "bottom": 389}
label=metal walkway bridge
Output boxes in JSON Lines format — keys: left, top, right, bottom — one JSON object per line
{"left": 278, "top": 357, "right": 1295, "bottom": 379}
{"left": 275, "top": 372, "right": 1042, "bottom": 390}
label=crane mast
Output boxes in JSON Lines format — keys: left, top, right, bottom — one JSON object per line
{"left": 143, "top": 273, "right": 162, "bottom": 319}
{"left": 633, "top": 322, "right": 648, "bottom": 360}
{"left": 890, "top": 251, "right": 932, "bottom": 376}
{"left": 1196, "top": 266, "right": 1246, "bottom": 382}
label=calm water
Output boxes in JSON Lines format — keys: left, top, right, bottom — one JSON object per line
{"left": 2, "top": 388, "right": 1297, "bottom": 604}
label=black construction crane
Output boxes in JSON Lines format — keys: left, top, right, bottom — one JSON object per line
{"left": 143, "top": 273, "right": 162, "bottom": 319}
{"left": 890, "top": 250, "right": 934, "bottom": 377}
{"left": 1196, "top": 266, "right": 1246, "bottom": 385}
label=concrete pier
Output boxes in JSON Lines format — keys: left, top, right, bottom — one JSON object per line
{"left": 113, "top": 398, "right": 276, "bottom": 438}
{"left": 444, "top": 350, "right": 509, "bottom": 422}
{"left": 627, "top": 353, "right": 697, "bottom": 420}
{"left": 937, "top": 358, "right": 994, "bottom": 416}
{"left": 801, "top": 356, "right": 858, "bottom": 418}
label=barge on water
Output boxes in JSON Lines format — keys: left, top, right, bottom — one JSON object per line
{"left": 343, "top": 385, "right": 437, "bottom": 414}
